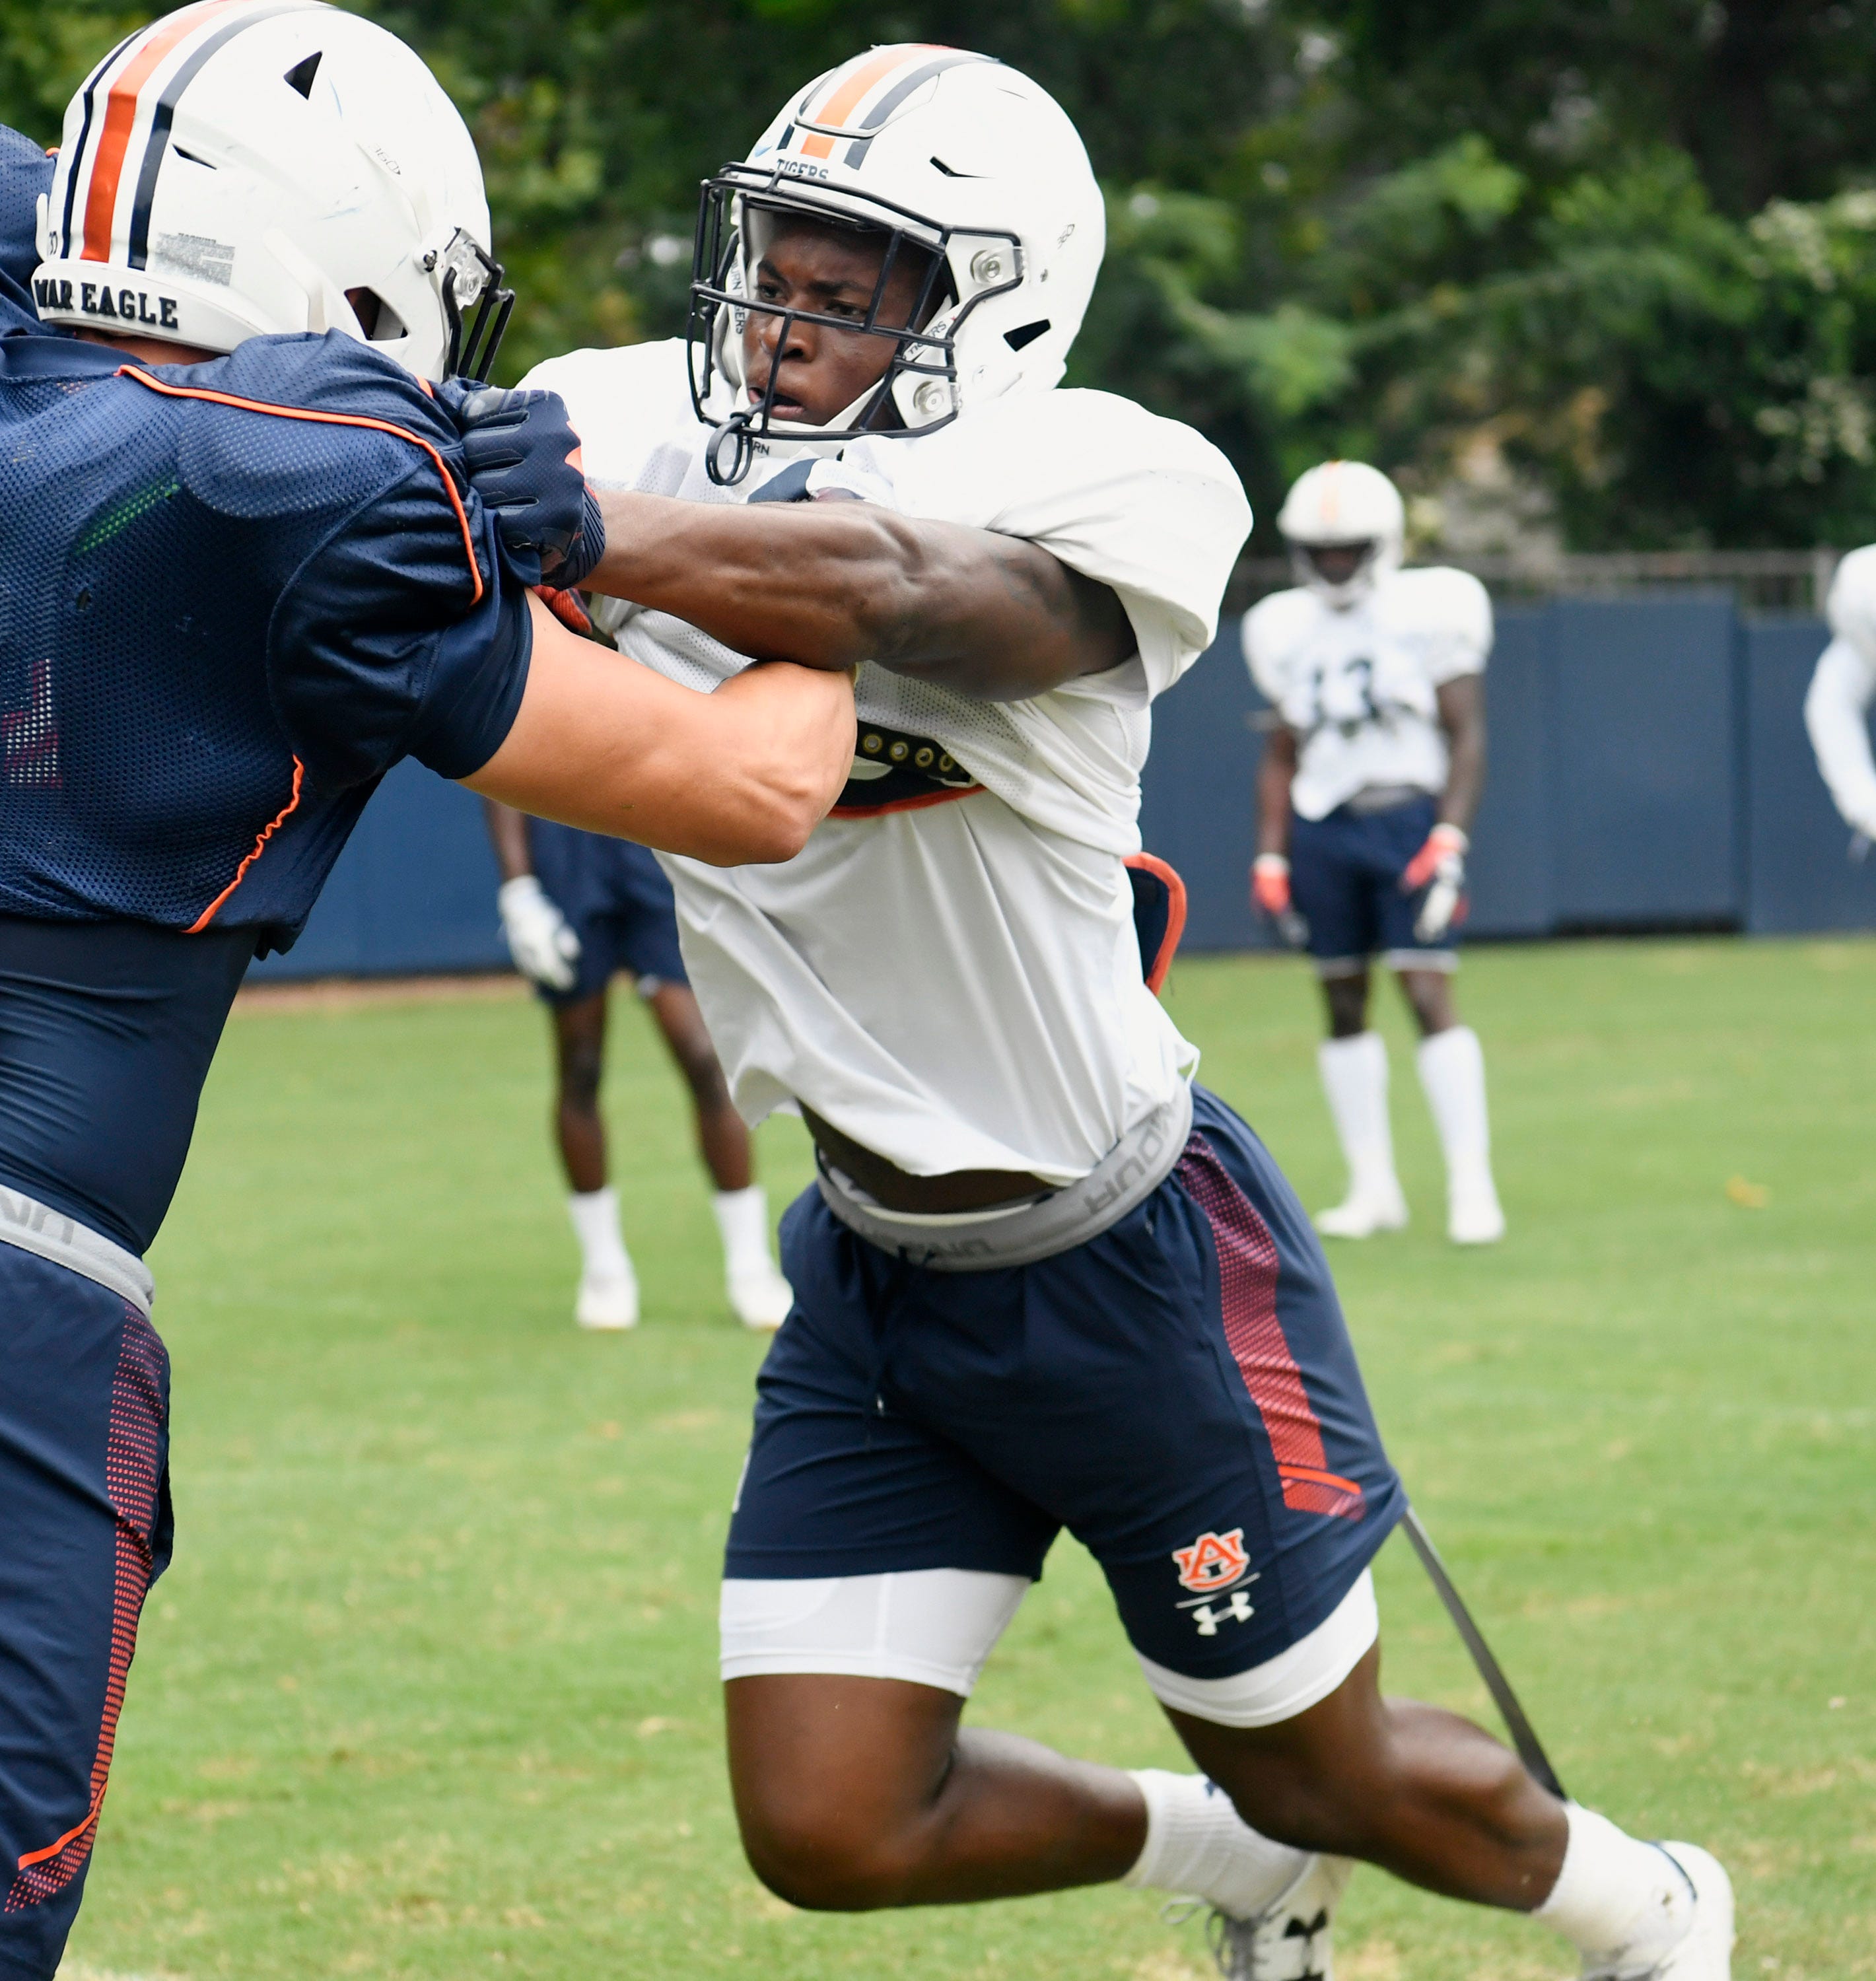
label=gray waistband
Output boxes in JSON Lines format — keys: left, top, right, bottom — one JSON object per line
{"left": 815, "top": 1082, "right": 1195, "bottom": 1272}
{"left": 0, "top": 1187, "right": 153, "bottom": 1316}
{"left": 1344, "top": 782, "right": 1433, "bottom": 816}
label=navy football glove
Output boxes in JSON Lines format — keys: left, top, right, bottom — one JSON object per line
{"left": 450, "top": 385, "right": 604, "bottom": 589}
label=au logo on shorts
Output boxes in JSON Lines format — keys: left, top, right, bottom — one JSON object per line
{"left": 1171, "top": 1527, "right": 1251, "bottom": 1594}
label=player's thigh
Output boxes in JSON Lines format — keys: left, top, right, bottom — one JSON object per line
{"left": 1290, "top": 811, "right": 1379, "bottom": 983}
{"left": 887, "top": 1089, "right": 1405, "bottom": 1708}
{"left": 0, "top": 1253, "right": 171, "bottom": 1980}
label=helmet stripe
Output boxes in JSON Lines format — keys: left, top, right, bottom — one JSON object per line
{"left": 795, "top": 44, "right": 946, "bottom": 158}
{"left": 55, "top": 26, "right": 145, "bottom": 255}
{"left": 79, "top": 0, "right": 254, "bottom": 263}
{"left": 125, "top": 1, "right": 317, "bottom": 269}
{"left": 843, "top": 52, "right": 989, "bottom": 167}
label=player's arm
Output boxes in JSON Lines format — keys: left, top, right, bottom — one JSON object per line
{"left": 1434, "top": 675, "right": 1487, "bottom": 833}
{"left": 587, "top": 490, "right": 1134, "bottom": 701}
{"left": 463, "top": 594, "right": 856, "bottom": 866}
{"left": 483, "top": 799, "right": 532, "bottom": 882}
{"left": 1803, "top": 637, "right": 1876, "bottom": 837}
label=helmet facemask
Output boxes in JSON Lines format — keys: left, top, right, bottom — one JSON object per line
{"left": 429, "top": 226, "right": 514, "bottom": 384}
{"left": 687, "top": 164, "right": 1019, "bottom": 486}
{"left": 1289, "top": 538, "right": 1386, "bottom": 608}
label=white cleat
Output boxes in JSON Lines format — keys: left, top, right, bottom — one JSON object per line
{"left": 1584, "top": 1844, "right": 1734, "bottom": 1981}
{"left": 1313, "top": 1184, "right": 1408, "bottom": 1239}
{"left": 728, "top": 1262, "right": 794, "bottom": 1332}
{"left": 1206, "top": 1854, "right": 1352, "bottom": 1980}
{"left": 574, "top": 1268, "right": 639, "bottom": 1331}
{"left": 1447, "top": 1175, "right": 1506, "bottom": 1245}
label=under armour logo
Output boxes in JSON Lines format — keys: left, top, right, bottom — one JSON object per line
{"left": 1188, "top": 1587, "right": 1256, "bottom": 1636}
{"left": 1287, "top": 1906, "right": 1331, "bottom": 1980}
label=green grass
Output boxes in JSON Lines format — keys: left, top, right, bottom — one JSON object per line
{"left": 60, "top": 938, "right": 1876, "bottom": 1981}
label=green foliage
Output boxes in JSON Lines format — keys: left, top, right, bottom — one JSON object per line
{"left": 9, "top": 0, "right": 1876, "bottom": 546}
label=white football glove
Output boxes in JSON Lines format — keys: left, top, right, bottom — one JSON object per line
{"left": 497, "top": 875, "right": 580, "bottom": 991}
{"left": 1402, "top": 823, "right": 1469, "bottom": 943}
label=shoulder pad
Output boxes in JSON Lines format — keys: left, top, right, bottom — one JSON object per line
{"left": 1382, "top": 565, "right": 1492, "bottom": 639}
{"left": 1826, "top": 543, "right": 1876, "bottom": 654}
{"left": 1242, "top": 586, "right": 1318, "bottom": 660}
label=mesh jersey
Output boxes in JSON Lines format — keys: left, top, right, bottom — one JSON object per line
{"left": 525, "top": 339, "right": 1250, "bottom": 1183}
{"left": 0, "top": 125, "right": 52, "bottom": 337}
{"left": 0, "top": 330, "right": 530, "bottom": 954}
{"left": 1241, "top": 568, "right": 1492, "bottom": 821}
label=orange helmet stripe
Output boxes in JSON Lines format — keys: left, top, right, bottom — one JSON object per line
{"left": 80, "top": 0, "right": 246, "bottom": 261}
{"left": 795, "top": 44, "right": 947, "bottom": 158}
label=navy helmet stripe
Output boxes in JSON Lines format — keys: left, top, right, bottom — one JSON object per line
{"left": 844, "top": 53, "right": 990, "bottom": 168}
{"left": 127, "top": 3, "right": 316, "bottom": 271}
{"left": 57, "top": 28, "right": 143, "bottom": 256}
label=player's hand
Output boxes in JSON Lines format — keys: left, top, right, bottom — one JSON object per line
{"left": 497, "top": 874, "right": 581, "bottom": 990}
{"left": 1403, "top": 823, "right": 1468, "bottom": 942}
{"left": 1251, "top": 853, "right": 1292, "bottom": 917}
{"left": 450, "top": 385, "right": 605, "bottom": 589}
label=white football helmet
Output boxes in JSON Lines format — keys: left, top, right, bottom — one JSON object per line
{"left": 688, "top": 44, "right": 1104, "bottom": 483}
{"left": 33, "top": 0, "right": 510, "bottom": 382}
{"left": 1278, "top": 460, "right": 1406, "bottom": 606}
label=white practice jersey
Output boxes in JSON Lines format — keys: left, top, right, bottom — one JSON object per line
{"left": 1807, "top": 544, "right": 1876, "bottom": 835}
{"left": 523, "top": 339, "right": 1251, "bottom": 1183}
{"left": 1241, "top": 567, "right": 1492, "bottom": 821}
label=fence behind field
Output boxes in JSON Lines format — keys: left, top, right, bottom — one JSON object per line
{"left": 248, "top": 595, "right": 1876, "bottom": 982}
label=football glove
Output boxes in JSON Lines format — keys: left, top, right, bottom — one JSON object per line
{"left": 450, "top": 385, "right": 605, "bottom": 589}
{"left": 1251, "top": 854, "right": 1309, "bottom": 948}
{"left": 1402, "top": 823, "right": 1468, "bottom": 943}
{"left": 498, "top": 875, "right": 581, "bottom": 992}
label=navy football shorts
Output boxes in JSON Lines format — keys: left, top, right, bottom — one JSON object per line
{"left": 1289, "top": 792, "right": 1458, "bottom": 978}
{"left": 725, "top": 1086, "right": 1403, "bottom": 1682}
{"left": 526, "top": 821, "right": 688, "bottom": 1006}
{"left": 0, "top": 1247, "right": 170, "bottom": 1981}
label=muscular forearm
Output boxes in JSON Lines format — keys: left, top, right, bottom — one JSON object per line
{"left": 1257, "top": 727, "right": 1298, "bottom": 856}
{"left": 1435, "top": 679, "right": 1486, "bottom": 833}
{"left": 588, "top": 489, "right": 1132, "bottom": 701}
{"left": 483, "top": 798, "right": 532, "bottom": 882}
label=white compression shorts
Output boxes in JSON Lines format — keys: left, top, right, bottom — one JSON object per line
{"left": 720, "top": 1566, "right": 1378, "bottom": 1729}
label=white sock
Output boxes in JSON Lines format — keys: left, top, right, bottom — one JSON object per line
{"left": 1121, "top": 1770, "right": 1307, "bottom": 1918}
{"left": 1535, "top": 1805, "right": 1694, "bottom": 1973}
{"left": 1317, "top": 1031, "right": 1399, "bottom": 1199}
{"left": 1415, "top": 1025, "right": 1494, "bottom": 1193}
{"left": 567, "top": 1186, "right": 633, "bottom": 1283}
{"left": 712, "top": 1185, "right": 773, "bottom": 1278}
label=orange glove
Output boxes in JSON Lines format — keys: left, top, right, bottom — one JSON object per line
{"left": 1400, "top": 823, "right": 1467, "bottom": 892}
{"left": 1251, "top": 854, "right": 1292, "bottom": 916}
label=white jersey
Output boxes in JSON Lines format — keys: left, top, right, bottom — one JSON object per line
{"left": 1241, "top": 567, "right": 1491, "bottom": 821}
{"left": 524, "top": 339, "right": 1251, "bottom": 1183}
{"left": 1807, "top": 544, "right": 1876, "bottom": 837}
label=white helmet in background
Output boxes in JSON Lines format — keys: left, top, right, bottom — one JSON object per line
{"left": 33, "top": 0, "right": 510, "bottom": 382}
{"left": 1278, "top": 460, "right": 1406, "bottom": 607}
{"left": 689, "top": 44, "right": 1104, "bottom": 483}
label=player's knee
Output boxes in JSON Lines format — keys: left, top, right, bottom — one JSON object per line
{"left": 735, "top": 1786, "right": 919, "bottom": 1911}
{"left": 676, "top": 1042, "right": 730, "bottom": 1109}
{"left": 557, "top": 1045, "right": 604, "bottom": 1112}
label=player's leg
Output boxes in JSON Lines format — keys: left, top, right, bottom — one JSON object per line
{"left": 1379, "top": 796, "right": 1504, "bottom": 1245}
{"left": 0, "top": 1255, "right": 172, "bottom": 1981}
{"left": 643, "top": 981, "right": 792, "bottom": 1329}
{"left": 1292, "top": 810, "right": 1405, "bottom": 1238}
{"left": 549, "top": 988, "right": 640, "bottom": 1330}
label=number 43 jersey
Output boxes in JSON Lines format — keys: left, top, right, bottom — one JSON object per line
{"left": 1241, "top": 567, "right": 1492, "bottom": 821}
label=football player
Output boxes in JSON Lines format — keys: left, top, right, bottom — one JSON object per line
{"left": 0, "top": 9, "right": 851, "bottom": 1976}
{"left": 1804, "top": 545, "right": 1876, "bottom": 854}
{"left": 1243, "top": 464, "right": 1506, "bottom": 1245}
{"left": 514, "top": 46, "right": 1729, "bottom": 1980}
{"left": 485, "top": 800, "right": 794, "bottom": 1331}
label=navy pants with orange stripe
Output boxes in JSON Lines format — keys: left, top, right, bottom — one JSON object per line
{"left": 0, "top": 1249, "right": 170, "bottom": 1980}
{"left": 726, "top": 1086, "right": 1404, "bottom": 1679}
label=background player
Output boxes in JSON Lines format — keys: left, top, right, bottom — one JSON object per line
{"left": 1805, "top": 543, "right": 1876, "bottom": 855}
{"left": 528, "top": 47, "right": 1727, "bottom": 1980}
{"left": 1243, "top": 463, "right": 1506, "bottom": 1246}
{"left": 0, "top": 11, "right": 852, "bottom": 1976}
{"left": 485, "top": 800, "right": 792, "bottom": 1330}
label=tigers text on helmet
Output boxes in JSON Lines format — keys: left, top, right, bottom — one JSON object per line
{"left": 33, "top": 0, "right": 510, "bottom": 383}
{"left": 1278, "top": 461, "right": 1407, "bottom": 608}
{"left": 687, "top": 44, "right": 1103, "bottom": 485}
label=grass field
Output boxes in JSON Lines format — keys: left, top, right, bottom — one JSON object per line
{"left": 59, "top": 938, "right": 1875, "bottom": 1981}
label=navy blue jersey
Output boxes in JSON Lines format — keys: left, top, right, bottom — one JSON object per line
{"left": 0, "top": 330, "right": 530, "bottom": 951}
{"left": 0, "top": 125, "right": 52, "bottom": 337}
